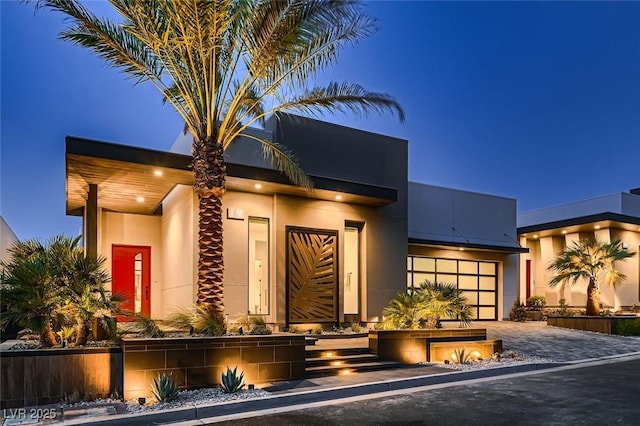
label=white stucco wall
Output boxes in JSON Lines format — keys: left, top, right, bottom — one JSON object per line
{"left": 0, "top": 216, "right": 18, "bottom": 264}
{"left": 161, "top": 185, "right": 197, "bottom": 318}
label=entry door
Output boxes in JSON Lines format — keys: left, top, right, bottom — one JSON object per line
{"left": 112, "top": 245, "right": 151, "bottom": 318}
{"left": 287, "top": 227, "right": 338, "bottom": 325}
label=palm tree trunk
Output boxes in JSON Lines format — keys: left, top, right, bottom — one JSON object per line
{"left": 585, "top": 278, "right": 600, "bottom": 316}
{"left": 193, "top": 138, "right": 226, "bottom": 327}
{"left": 41, "top": 321, "right": 57, "bottom": 348}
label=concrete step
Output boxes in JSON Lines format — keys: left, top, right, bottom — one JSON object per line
{"left": 305, "top": 360, "right": 402, "bottom": 377}
{"left": 306, "top": 347, "right": 370, "bottom": 358}
{"left": 306, "top": 353, "right": 380, "bottom": 368}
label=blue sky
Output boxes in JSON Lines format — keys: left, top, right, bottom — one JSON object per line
{"left": 2, "top": 1, "right": 639, "bottom": 240}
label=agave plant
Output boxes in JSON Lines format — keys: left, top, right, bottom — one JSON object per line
{"left": 151, "top": 372, "right": 179, "bottom": 402}
{"left": 221, "top": 366, "right": 245, "bottom": 393}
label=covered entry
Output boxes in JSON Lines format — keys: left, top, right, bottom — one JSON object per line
{"left": 286, "top": 227, "right": 338, "bottom": 325}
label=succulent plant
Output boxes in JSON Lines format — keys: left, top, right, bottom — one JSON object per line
{"left": 221, "top": 366, "right": 245, "bottom": 393}
{"left": 151, "top": 372, "right": 179, "bottom": 402}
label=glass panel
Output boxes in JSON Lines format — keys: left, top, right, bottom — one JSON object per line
{"left": 469, "top": 307, "right": 478, "bottom": 320}
{"left": 462, "top": 291, "right": 478, "bottom": 304}
{"left": 437, "top": 259, "right": 457, "bottom": 273}
{"left": 479, "top": 276, "right": 496, "bottom": 290}
{"left": 249, "top": 218, "right": 269, "bottom": 315}
{"left": 435, "top": 273, "right": 457, "bottom": 286}
{"left": 413, "top": 257, "right": 435, "bottom": 272}
{"left": 478, "top": 307, "right": 496, "bottom": 319}
{"left": 344, "top": 227, "right": 359, "bottom": 314}
{"left": 479, "top": 262, "right": 496, "bottom": 275}
{"left": 407, "top": 272, "right": 413, "bottom": 287}
{"left": 479, "top": 292, "right": 496, "bottom": 305}
{"left": 134, "top": 253, "right": 142, "bottom": 314}
{"left": 458, "top": 261, "right": 478, "bottom": 274}
{"left": 407, "top": 257, "right": 412, "bottom": 270}
{"left": 413, "top": 273, "right": 435, "bottom": 286}
{"left": 458, "top": 275, "right": 477, "bottom": 290}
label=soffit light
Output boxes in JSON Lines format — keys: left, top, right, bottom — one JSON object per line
{"left": 153, "top": 169, "right": 163, "bottom": 177}
{"left": 561, "top": 230, "right": 567, "bottom": 235}
{"left": 136, "top": 196, "right": 145, "bottom": 203}
{"left": 533, "top": 235, "right": 539, "bottom": 239}
{"left": 335, "top": 195, "right": 343, "bottom": 201}
{"left": 254, "top": 183, "right": 262, "bottom": 189}
{"left": 594, "top": 225, "right": 601, "bottom": 230}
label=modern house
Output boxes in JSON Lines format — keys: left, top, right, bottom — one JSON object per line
{"left": 65, "top": 113, "right": 524, "bottom": 325}
{"left": 518, "top": 188, "right": 640, "bottom": 310}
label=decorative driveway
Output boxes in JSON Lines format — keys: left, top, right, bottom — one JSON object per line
{"left": 481, "top": 321, "right": 640, "bottom": 362}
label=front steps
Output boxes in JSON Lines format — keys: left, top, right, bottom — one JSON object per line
{"left": 305, "top": 347, "right": 401, "bottom": 377}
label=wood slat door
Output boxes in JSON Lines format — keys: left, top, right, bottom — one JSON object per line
{"left": 287, "top": 227, "right": 338, "bottom": 324}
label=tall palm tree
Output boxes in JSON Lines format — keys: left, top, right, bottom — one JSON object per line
{"left": 549, "top": 238, "right": 635, "bottom": 316}
{"left": 34, "top": 0, "right": 405, "bottom": 326}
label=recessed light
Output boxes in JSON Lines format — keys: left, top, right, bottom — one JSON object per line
{"left": 335, "top": 195, "right": 343, "bottom": 201}
{"left": 136, "top": 196, "right": 145, "bottom": 203}
{"left": 533, "top": 234, "right": 539, "bottom": 239}
{"left": 153, "top": 170, "right": 163, "bottom": 177}
{"left": 561, "top": 230, "right": 567, "bottom": 235}
{"left": 458, "top": 247, "right": 464, "bottom": 251}
{"left": 594, "top": 225, "right": 601, "bottom": 230}
{"left": 254, "top": 183, "right": 262, "bottom": 189}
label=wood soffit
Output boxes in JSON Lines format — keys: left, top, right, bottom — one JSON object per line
{"left": 66, "top": 137, "right": 397, "bottom": 216}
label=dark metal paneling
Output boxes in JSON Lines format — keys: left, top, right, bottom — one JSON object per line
{"left": 286, "top": 227, "right": 338, "bottom": 324}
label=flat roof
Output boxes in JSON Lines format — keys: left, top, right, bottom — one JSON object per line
{"left": 66, "top": 136, "right": 398, "bottom": 216}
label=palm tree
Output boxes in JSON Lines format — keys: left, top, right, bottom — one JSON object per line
{"left": 34, "top": 0, "right": 405, "bottom": 326}
{"left": 549, "top": 238, "right": 635, "bottom": 316}
{"left": 376, "top": 280, "right": 472, "bottom": 330}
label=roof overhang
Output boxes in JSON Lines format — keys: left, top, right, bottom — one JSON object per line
{"left": 518, "top": 212, "right": 640, "bottom": 239}
{"left": 408, "top": 238, "right": 529, "bottom": 254}
{"left": 66, "top": 136, "right": 397, "bottom": 216}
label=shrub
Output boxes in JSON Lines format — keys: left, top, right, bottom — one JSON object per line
{"left": 376, "top": 280, "right": 471, "bottom": 330}
{"left": 615, "top": 318, "right": 640, "bottom": 336}
{"left": 509, "top": 299, "right": 527, "bottom": 322}
{"left": 130, "top": 314, "right": 165, "bottom": 338}
{"left": 221, "top": 366, "right": 245, "bottom": 393}
{"left": 151, "top": 372, "right": 179, "bottom": 402}
{"left": 526, "top": 295, "right": 547, "bottom": 311}
{"left": 166, "top": 306, "right": 224, "bottom": 336}
{"left": 350, "top": 322, "right": 363, "bottom": 333}
{"left": 235, "top": 315, "right": 272, "bottom": 335}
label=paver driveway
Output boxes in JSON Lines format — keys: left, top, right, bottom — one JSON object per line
{"left": 481, "top": 321, "right": 640, "bottom": 362}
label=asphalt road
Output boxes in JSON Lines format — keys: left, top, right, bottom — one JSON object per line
{"left": 213, "top": 358, "right": 640, "bottom": 426}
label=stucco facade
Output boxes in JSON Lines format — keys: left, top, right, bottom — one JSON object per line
{"left": 65, "top": 114, "right": 524, "bottom": 325}
{"left": 518, "top": 188, "right": 640, "bottom": 310}
{"left": 1, "top": 216, "right": 18, "bottom": 264}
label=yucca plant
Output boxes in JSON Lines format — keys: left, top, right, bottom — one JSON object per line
{"left": 221, "top": 366, "right": 245, "bottom": 393}
{"left": 450, "top": 348, "right": 472, "bottom": 365}
{"left": 151, "top": 372, "right": 179, "bottom": 403}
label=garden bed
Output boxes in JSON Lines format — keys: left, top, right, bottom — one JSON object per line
{"left": 369, "top": 328, "right": 490, "bottom": 364}
{"left": 547, "top": 315, "right": 638, "bottom": 334}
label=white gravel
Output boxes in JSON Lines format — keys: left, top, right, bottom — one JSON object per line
{"left": 421, "top": 350, "right": 556, "bottom": 372}
{"left": 62, "top": 388, "right": 271, "bottom": 414}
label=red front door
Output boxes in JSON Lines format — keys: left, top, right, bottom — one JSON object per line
{"left": 112, "top": 245, "right": 151, "bottom": 319}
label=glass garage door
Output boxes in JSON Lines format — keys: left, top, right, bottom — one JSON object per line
{"left": 407, "top": 256, "right": 498, "bottom": 320}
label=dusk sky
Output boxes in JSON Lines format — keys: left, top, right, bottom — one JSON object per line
{"left": 1, "top": 1, "right": 639, "bottom": 241}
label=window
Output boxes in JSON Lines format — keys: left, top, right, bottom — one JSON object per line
{"left": 248, "top": 217, "right": 269, "bottom": 315}
{"left": 407, "top": 256, "right": 498, "bottom": 320}
{"left": 344, "top": 226, "right": 360, "bottom": 314}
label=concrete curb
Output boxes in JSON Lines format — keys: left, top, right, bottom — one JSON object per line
{"left": 60, "top": 362, "right": 560, "bottom": 426}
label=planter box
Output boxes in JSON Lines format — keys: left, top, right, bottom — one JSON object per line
{"left": 369, "top": 328, "right": 488, "bottom": 364}
{"left": 430, "top": 339, "right": 503, "bottom": 363}
{"left": 547, "top": 315, "right": 637, "bottom": 334}
{"left": 122, "top": 334, "right": 306, "bottom": 400}
{"left": 0, "top": 347, "right": 122, "bottom": 409}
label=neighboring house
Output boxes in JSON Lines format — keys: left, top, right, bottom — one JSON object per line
{"left": 65, "top": 113, "right": 523, "bottom": 325}
{"left": 0, "top": 216, "right": 18, "bottom": 264}
{"left": 518, "top": 188, "right": 640, "bottom": 310}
